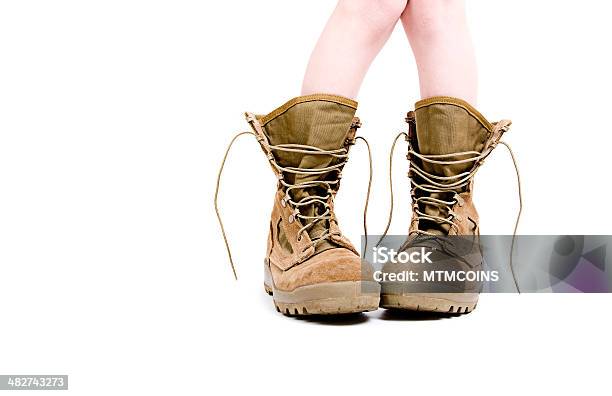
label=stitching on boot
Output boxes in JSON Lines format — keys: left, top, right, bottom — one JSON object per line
{"left": 415, "top": 96, "right": 493, "bottom": 132}
{"left": 259, "top": 94, "right": 358, "bottom": 125}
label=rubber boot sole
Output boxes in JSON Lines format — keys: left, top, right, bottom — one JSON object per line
{"left": 264, "top": 281, "right": 380, "bottom": 316}
{"left": 380, "top": 292, "right": 479, "bottom": 314}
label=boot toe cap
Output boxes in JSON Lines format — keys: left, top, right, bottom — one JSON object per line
{"left": 272, "top": 248, "right": 371, "bottom": 291}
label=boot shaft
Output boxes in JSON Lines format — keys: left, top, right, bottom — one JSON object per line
{"left": 246, "top": 94, "right": 362, "bottom": 261}
{"left": 407, "top": 97, "right": 511, "bottom": 235}
{"left": 249, "top": 94, "right": 359, "bottom": 192}
{"left": 413, "top": 97, "right": 492, "bottom": 177}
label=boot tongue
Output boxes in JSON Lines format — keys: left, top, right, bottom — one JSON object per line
{"left": 260, "top": 96, "right": 357, "bottom": 249}
{"left": 413, "top": 99, "right": 491, "bottom": 234}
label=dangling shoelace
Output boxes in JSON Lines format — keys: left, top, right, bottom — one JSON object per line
{"left": 377, "top": 121, "right": 523, "bottom": 292}
{"left": 214, "top": 131, "right": 373, "bottom": 280}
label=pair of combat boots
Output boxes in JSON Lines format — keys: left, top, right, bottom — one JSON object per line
{"left": 216, "top": 94, "right": 515, "bottom": 316}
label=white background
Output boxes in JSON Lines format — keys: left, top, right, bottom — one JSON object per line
{"left": 1, "top": 1, "right": 611, "bottom": 395}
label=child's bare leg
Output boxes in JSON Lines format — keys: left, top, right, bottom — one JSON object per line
{"left": 302, "top": 0, "right": 408, "bottom": 99}
{"left": 401, "top": 0, "right": 478, "bottom": 105}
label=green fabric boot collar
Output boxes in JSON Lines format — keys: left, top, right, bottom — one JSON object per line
{"left": 258, "top": 94, "right": 357, "bottom": 126}
{"left": 415, "top": 96, "right": 493, "bottom": 132}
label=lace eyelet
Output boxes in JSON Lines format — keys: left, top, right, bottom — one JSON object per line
{"left": 288, "top": 215, "right": 295, "bottom": 224}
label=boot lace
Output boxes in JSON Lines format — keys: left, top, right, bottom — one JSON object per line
{"left": 409, "top": 146, "right": 488, "bottom": 235}
{"left": 271, "top": 143, "right": 351, "bottom": 243}
{"left": 214, "top": 121, "right": 372, "bottom": 280}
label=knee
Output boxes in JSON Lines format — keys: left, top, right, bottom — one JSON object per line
{"left": 337, "top": 0, "right": 408, "bottom": 30}
{"left": 406, "top": 0, "right": 466, "bottom": 37}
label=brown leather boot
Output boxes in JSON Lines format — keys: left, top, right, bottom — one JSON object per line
{"left": 380, "top": 96, "right": 513, "bottom": 314}
{"left": 218, "top": 94, "right": 380, "bottom": 315}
